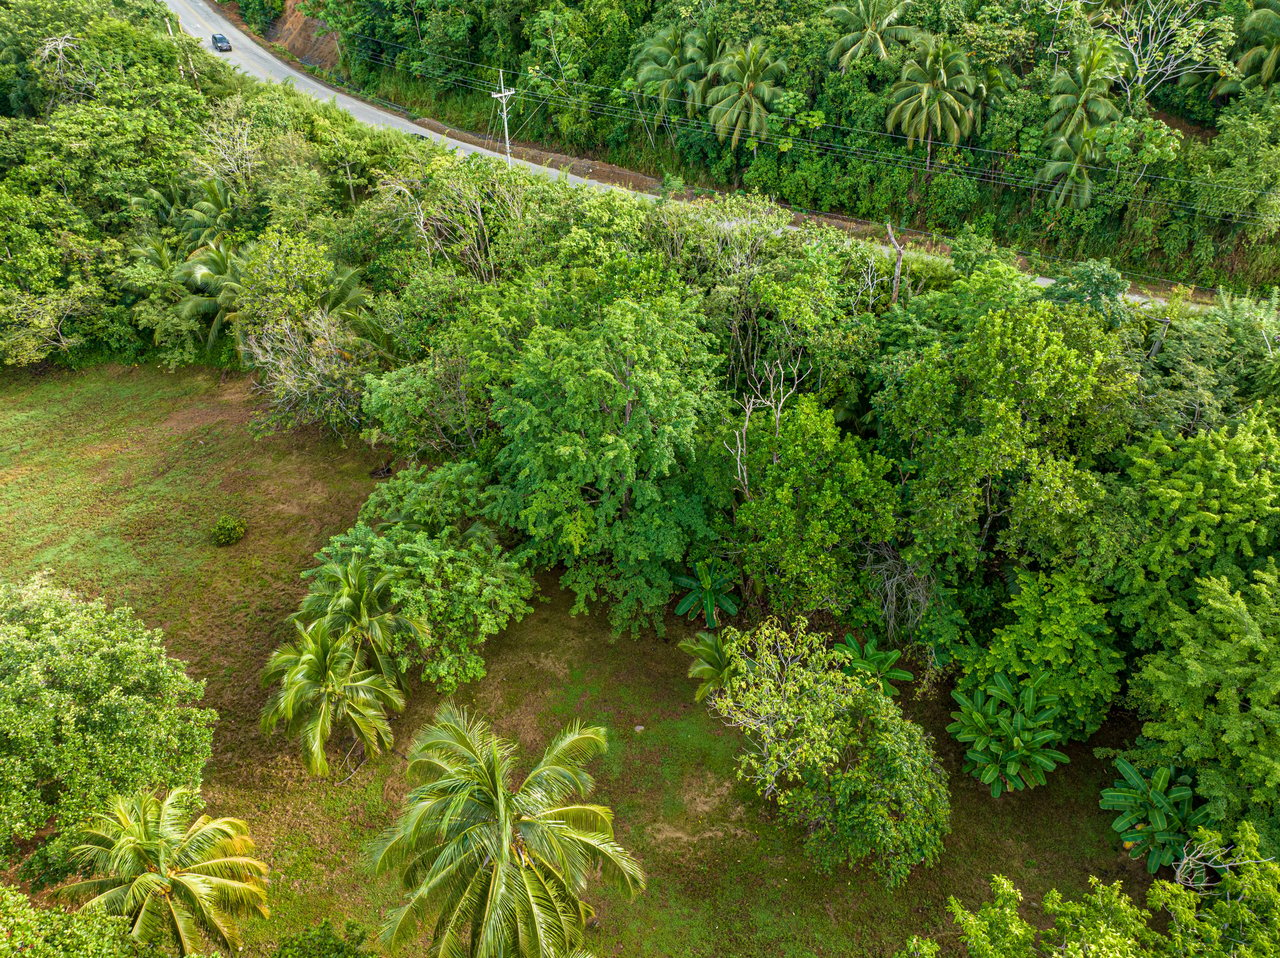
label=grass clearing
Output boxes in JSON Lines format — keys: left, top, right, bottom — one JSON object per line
{"left": 1, "top": 365, "right": 1149, "bottom": 956}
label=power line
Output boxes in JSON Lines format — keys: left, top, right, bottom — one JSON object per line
{"left": 339, "top": 44, "right": 1270, "bottom": 228}
{"left": 298, "top": 51, "right": 1224, "bottom": 294}
{"left": 339, "top": 28, "right": 1274, "bottom": 199}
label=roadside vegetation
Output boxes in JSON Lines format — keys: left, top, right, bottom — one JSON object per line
{"left": 2, "top": 1, "right": 1280, "bottom": 956}
{"left": 290, "top": 0, "right": 1280, "bottom": 286}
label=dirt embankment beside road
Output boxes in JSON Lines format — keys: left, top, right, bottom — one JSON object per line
{"left": 265, "top": 0, "right": 338, "bottom": 69}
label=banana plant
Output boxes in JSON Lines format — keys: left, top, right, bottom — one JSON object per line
{"left": 1099, "top": 759, "right": 1211, "bottom": 873}
{"left": 833, "top": 633, "right": 913, "bottom": 695}
{"left": 947, "top": 672, "right": 1069, "bottom": 797}
{"left": 678, "top": 631, "right": 739, "bottom": 703}
{"left": 673, "top": 559, "right": 739, "bottom": 628}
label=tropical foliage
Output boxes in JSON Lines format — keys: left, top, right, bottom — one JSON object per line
{"left": 1098, "top": 760, "right": 1211, "bottom": 874}
{"left": 370, "top": 704, "right": 645, "bottom": 953}
{"left": 0, "top": 883, "right": 147, "bottom": 958}
{"left": 60, "top": 789, "right": 268, "bottom": 956}
{"left": 0, "top": 576, "right": 214, "bottom": 858}
{"left": 673, "top": 560, "right": 740, "bottom": 628}
{"left": 833, "top": 633, "right": 913, "bottom": 695}
{"left": 898, "top": 823, "right": 1280, "bottom": 957}
{"left": 947, "top": 673, "right": 1070, "bottom": 797}
{"left": 8, "top": 0, "right": 1280, "bottom": 951}
{"left": 294, "top": 0, "right": 1280, "bottom": 288}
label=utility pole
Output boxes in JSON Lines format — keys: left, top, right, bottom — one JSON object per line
{"left": 164, "top": 17, "right": 199, "bottom": 90}
{"left": 490, "top": 69, "right": 514, "bottom": 166}
{"left": 165, "top": 19, "right": 187, "bottom": 82}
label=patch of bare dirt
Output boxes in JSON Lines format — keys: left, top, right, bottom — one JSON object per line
{"left": 162, "top": 377, "right": 254, "bottom": 433}
{"left": 266, "top": 0, "right": 339, "bottom": 70}
{"left": 649, "top": 769, "right": 754, "bottom": 853}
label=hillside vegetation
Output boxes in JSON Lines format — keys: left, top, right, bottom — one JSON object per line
{"left": 291, "top": 0, "right": 1280, "bottom": 285}
{"left": 2, "top": 1, "right": 1280, "bottom": 956}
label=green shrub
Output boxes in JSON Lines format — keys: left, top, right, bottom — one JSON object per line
{"left": 0, "top": 883, "right": 149, "bottom": 958}
{"left": 947, "top": 672, "right": 1070, "bottom": 797}
{"left": 710, "top": 619, "right": 950, "bottom": 886}
{"left": 962, "top": 570, "right": 1121, "bottom": 739}
{"left": 272, "top": 921, "right": 370, "bottom": 958}
{"left": 315, "top": 461, "right": 535, "bottom": 692}
{"left": 210, "top": 514, "right": 247, "bottom": 546}
{"left": 0, "top": 577, "right": 214, "bottom": 859}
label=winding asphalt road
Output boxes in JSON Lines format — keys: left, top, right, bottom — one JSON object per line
{"left": 160, "top": 0, "right": 598, "bottom": 187}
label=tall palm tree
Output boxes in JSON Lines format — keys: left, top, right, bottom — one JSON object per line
{"left": 827, "top": 0, "right": 919, "bottom": 68}
{"left": 1224, "top": 0, "right": 1280, "bottom": 93}
{"left": 176, "top": 239, "right": 246, "bottom": 353}
{"left": 706, "top": 39, "right": 788, "bottom": 149}
{"left": 261, "top": 620, "right": 405, "bottom": 776}
{"left": 294, "top": 555, "right": 427, "bottom": 686}
{"left": 685, "top": 22, "right": 730, "bottom": 111}
{"left": 886, "top": 36, "right": 977, "bottom": 168}
{"left": 1037, "top": 128, "right": 1100, "bottom": 209}
{"left": 60, "top": 789, "right": 268, "bottom": 957}
{"left": 634, "top": 23, "right": 698, "bottom": 119}
{"left": 370, "top": 705, "right": 645, "bottom": 953}
{"left": 1045, "top": 36, "right": 1123, "bottom": 139}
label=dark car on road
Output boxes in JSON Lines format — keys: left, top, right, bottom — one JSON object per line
{"left": 212, "top": 34, "right": 232, "bottom": 52}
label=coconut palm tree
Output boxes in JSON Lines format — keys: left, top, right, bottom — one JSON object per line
{"left": 635, "top": 23, "right": 698, "bottom": 119}
{"left": 315, "top": 265, "right": 369, "bottom": 325}
{"left": 179, "top": 178, "right": 238, "bottom": 248}
{"left": 1045, "top": 36, "right": 1124, "bottom": 139}
{"left": 1037, "top": 128, "right": 1100, "bottom": 209}
{"left": 60, "top": 788, "right": 268, "bottom": 957}
{"left": 294, "top": 555, "right": 427, "bottom": 686}
{"left": 886, "top": 35, "right": 977, "bottom": 168}
{"left": 176, "top": 239, "right": 246, "bottom": 353}
{"left": 130, "top": 234, "right": 183, "bottom": 273}
{"left": 261, "top": 619, "right": 406, "bottom": 776}
{"left": 827, "top": 0, "right": 920, "bottom": 68}
{"left": 685, "top": 22, "right": 730, "bottom": 110}
{"left": 1224, "top": 0, "right": 1280, "bottom": 93}
{"left": 706, "top": 39, "right": 788, "bottom": 149}
{"left": 371, "top": 705, "right": 645, "bottom": 953}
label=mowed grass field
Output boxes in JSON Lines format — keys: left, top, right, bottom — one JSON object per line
{"left": 0, "top": 365, "right": 1149, "bottom": 956}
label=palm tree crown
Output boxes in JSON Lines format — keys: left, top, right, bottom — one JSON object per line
{"left": 1036, "top": 128, "right": 1101, "bottom": 209}
{"left": 294, "top": 555, "right": 428, "bottom": 685}
{"left": 261, "top": 619, "right": 406, "bottom": 776}
{"left": 827, "top": 0, "right": 919, "bottom": 69}
{"left": 176, "top": 238, "right": 247, "bottom": 353}
{"left": 1235, "top": 0, "right": 1280, "bottom": 91}
{"left": 61, "top": 789, "right": 268, "bottom": 957}
{"left": 1045, "top": 36, "right": 1124, "bottom": 138}
{"left": 886, "top": 35, "right": 977, "bottom": 164}
{"left": 371, "top": 704, "right": 645, "bottom": 955}
{"left": 706, "top": 39, "right": 788, "bottom": 149}
{"left": 685, "top": 22, "right": 730, "bottom": 110}
{"left": 635, "top": 23, "right": 698, "bottom": 119}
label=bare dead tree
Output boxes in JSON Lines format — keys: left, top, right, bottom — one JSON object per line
{"left": 863, "top": 541, "right": 934, "bottom": 642}
{"left": 1175, "top": 835, "right": 1274, "bottom": 897}
{"left": 886, "top": 221, "right": 906, "bottom": 304}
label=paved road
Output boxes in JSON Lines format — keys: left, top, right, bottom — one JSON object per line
{"left": 161, "top": 0, "right": 1187, "bottom": 304}
{"left": 160, "top": 0, "right": 599, "bottom": 187}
